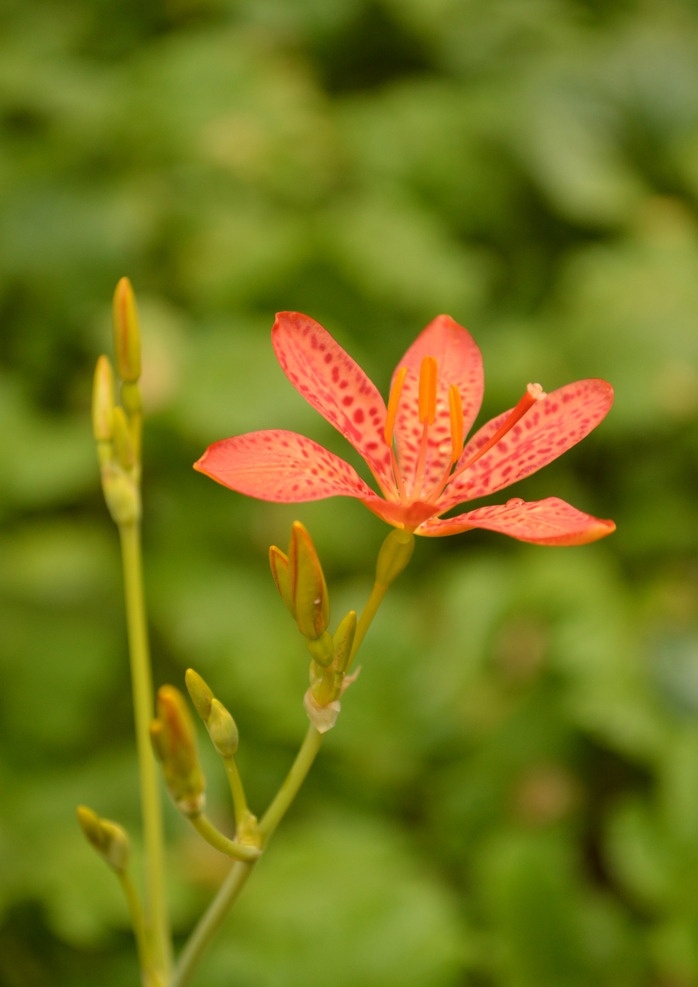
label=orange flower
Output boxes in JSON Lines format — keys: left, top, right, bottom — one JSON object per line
{"left": 195, "top": 313, "right": 614, "bottom": 546}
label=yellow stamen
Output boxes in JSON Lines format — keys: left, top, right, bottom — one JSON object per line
{"left": 384, "top": 365, "right": 408, "bottom": 447}
{"left": 418, "top": 356, "right": 438, "bottom": 424}
{"left": 448, "top": 384, "right": 463, "bottom": 464}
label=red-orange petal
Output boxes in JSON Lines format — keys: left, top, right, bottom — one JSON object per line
{"left": 194, "top": 430, "right": 376, "bottom": 503}
{"left": 418, "top": 496, "right": 616, "bottom": 545}
{"left": 390, "top": 315, "right": 484, "bottom": 496}
{"left": 272, "top": 312, "right": 394, "bottom": 494}
{"left": 442, "top": 378, "right": 614, "bottom": 508}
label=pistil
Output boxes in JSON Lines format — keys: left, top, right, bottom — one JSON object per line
{"left": 451, "top": 382, "right": 546, "bottom": 481}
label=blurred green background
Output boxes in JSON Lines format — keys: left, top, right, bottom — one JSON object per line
{"left": 2, "top": 0, "right": 698, "bottom": 984}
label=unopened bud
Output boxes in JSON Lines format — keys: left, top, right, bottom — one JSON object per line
{"left": 207, "top": 698, "right": 239, "bottom": 757}
{"left": 332, "top": 610, "right": 357, "bottom": 673}
{"left": 76, "top": 805, "right": 130, "bottom": 872}
{"left": 290, "top": 521, "right": 329, "bottom": 639}
{"left": 112, "top": 277, "right": 142, "bottom": 384}
{"left": 305, "top": 631, "right": 334, "bottom": 667}
{"left": 151, "top": 685, "right": 205, "bottom": 816}
{"left": 185, "top": 667, "right": 214, "bottom": 722}
{"left": 269, "top": 545, "right": 295, "bottom": 617}
{"left": 92, "top": 355, "right": 115, "bottom": 443}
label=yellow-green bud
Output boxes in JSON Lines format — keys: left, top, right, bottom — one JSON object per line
{"left": 305, "top": 631, "right": 334, "bottom": 667}
{"left": 207, "top": 698, "right": 239, "bottom": 757}
{"left": 332, "top": 610, "right": 357, "bottom": 673}
{"left": 151, "top": 685, "right": 205, "bottom": 816}
{"left": 269, "top": 545, "right": 295, "bottom": 617}
{"left": 185, "top": 667, "right": 214, "bottom": 722}
{"left": 76, "top": 805, "right": 130, "bottom": 872}
{"left": 290, "top": 521, "right": 329, "bottom": 640}
{"left": 92, "top": 355, "right": 115, "bottom": 443}
{"left": 112, "top": 277, "right": 142, "bottom": 384}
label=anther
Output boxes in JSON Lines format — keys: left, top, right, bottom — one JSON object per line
{"left": 418, "top": 357, "right": 438, "bottom": 425}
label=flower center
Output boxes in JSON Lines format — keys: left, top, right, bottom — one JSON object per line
{"left": 384, "top": 359, "right": 547, "bottom": 508}
{"left": 384, "top": 356, "right": 470, "bottom": 503}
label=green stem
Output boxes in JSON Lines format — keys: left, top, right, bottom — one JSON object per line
{"left": 173, "top": 531, "right": 411, "bottom": 986}
{"left": 172, "top": 860, "right": 255, "bottom": 987}
{"left": 347, "top": 579, "right": 389, "bottom": 672}
{"left": 189, "top": 813, "right": 262, "bottom": 861}
{"left": 173, "top": 726, "right": 323, "bottom": 987}
{"left": 119, "top": 520, "right": 171, "bottom": 984}
{"left": 223, "top": 756, "right": 251, "bottom": 832}
{"left": 258, "top": 725, "right": 323, "bottom": 840}
{"left": 117, "top": 869, "right": 149, "bottom": 978}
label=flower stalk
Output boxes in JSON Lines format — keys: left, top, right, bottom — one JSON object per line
{"left": 91, "top": 279, "right": 171, "bottom": 986}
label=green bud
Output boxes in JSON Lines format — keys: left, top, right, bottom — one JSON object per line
{"left": 76, "top": 805, "right": 130, "bottom": 872}
{"left": 112, "top": 277, "right": 142, "bottom": 384}
{"left": 151, "top": 685, "right": 206, "bottom": 816}
{"left": 269, "top": 545, "right": 295, "bottom": 617}
{"left": 332, "top": 610, "right": 357, "bottom": 673}
{"left": 305, "top": 631, "right": 335, "bottom": 667}
{"left": 91, "top": 355, "right": 115, "bottom": 443}
{"left": 100, "top": 462, "right": 141, "bottom": 525}
{"left": 185, "top": 667, "right": 214, "bottom": 722}
{"left": 207, "top": 698, "right": 239, "bottom": 757}
{"left": 290, "top": 521, "right": 329, "bottom": 640}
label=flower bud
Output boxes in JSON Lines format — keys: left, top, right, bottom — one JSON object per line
{"left": 185, "top": 667, "right": 214, "bottom": 722}
{"left": 207, "top": 698, "right": 239, "bottom": 757}
{"left": 269, "top": 545, "right": 295, "bottom": 617}
{"left": 331, "top": 610, "right": 357, "bottom": 674}
{"left": 91, "top": 355, "right": 115, "bottom": 443}
{"left": 305, "top": 631, "right": 334, "bottom": 667}
{"left": 76, "top": 805, "right": 130, "bottom": 872}
{"left": 151, "top": 685, "right": 205, "bottom": 816}
{"left": 290, "top": 521, "right": 329, "bottom": 640}
{"left": 112, "top": 277, "right": 142, "bottom": 384}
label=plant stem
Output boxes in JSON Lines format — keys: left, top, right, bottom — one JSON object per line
{"left": 119, "top": 519, "right": 172, "bottom": 984}
{"left": 223, "top": 756, "right": 251, "bottom": 831}
{"left": 173, "top": 725, "right": 323, "bottom": 987}
{"left": 348, "top": 579, "right": 389, "bottom": 671}
{"left": 173, "top": 535, "right": 409, "bottom": 986}
{"left": 189, "top": 814, "right": 262, "bottom": 861}
{"left": 118, "top": 869, "right": 149, "bottom": 978}
{"left": 172, "top": 860, "right": 255, "bottom": 987}
{"left": 258, "top": 725, "right": 323, "bottom": 840}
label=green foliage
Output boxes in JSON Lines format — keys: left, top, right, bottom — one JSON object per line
{"left": 2, "top": 0, "right": 698, "bottom": 984}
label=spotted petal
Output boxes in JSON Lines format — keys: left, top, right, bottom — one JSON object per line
{"left": 441, "top": 379, "right": 614, "bottom": 508}
{"left": 272, "top": 312, "right": 393, "bottom": 494}
{"left": 391, "top": 315, "right": 484, "bottom": 494}
{"left": 419, "top": 497, "right": 616, "bottom": 545}
{"left": 194, "top": 430, "right": 376, "bottom": 503}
